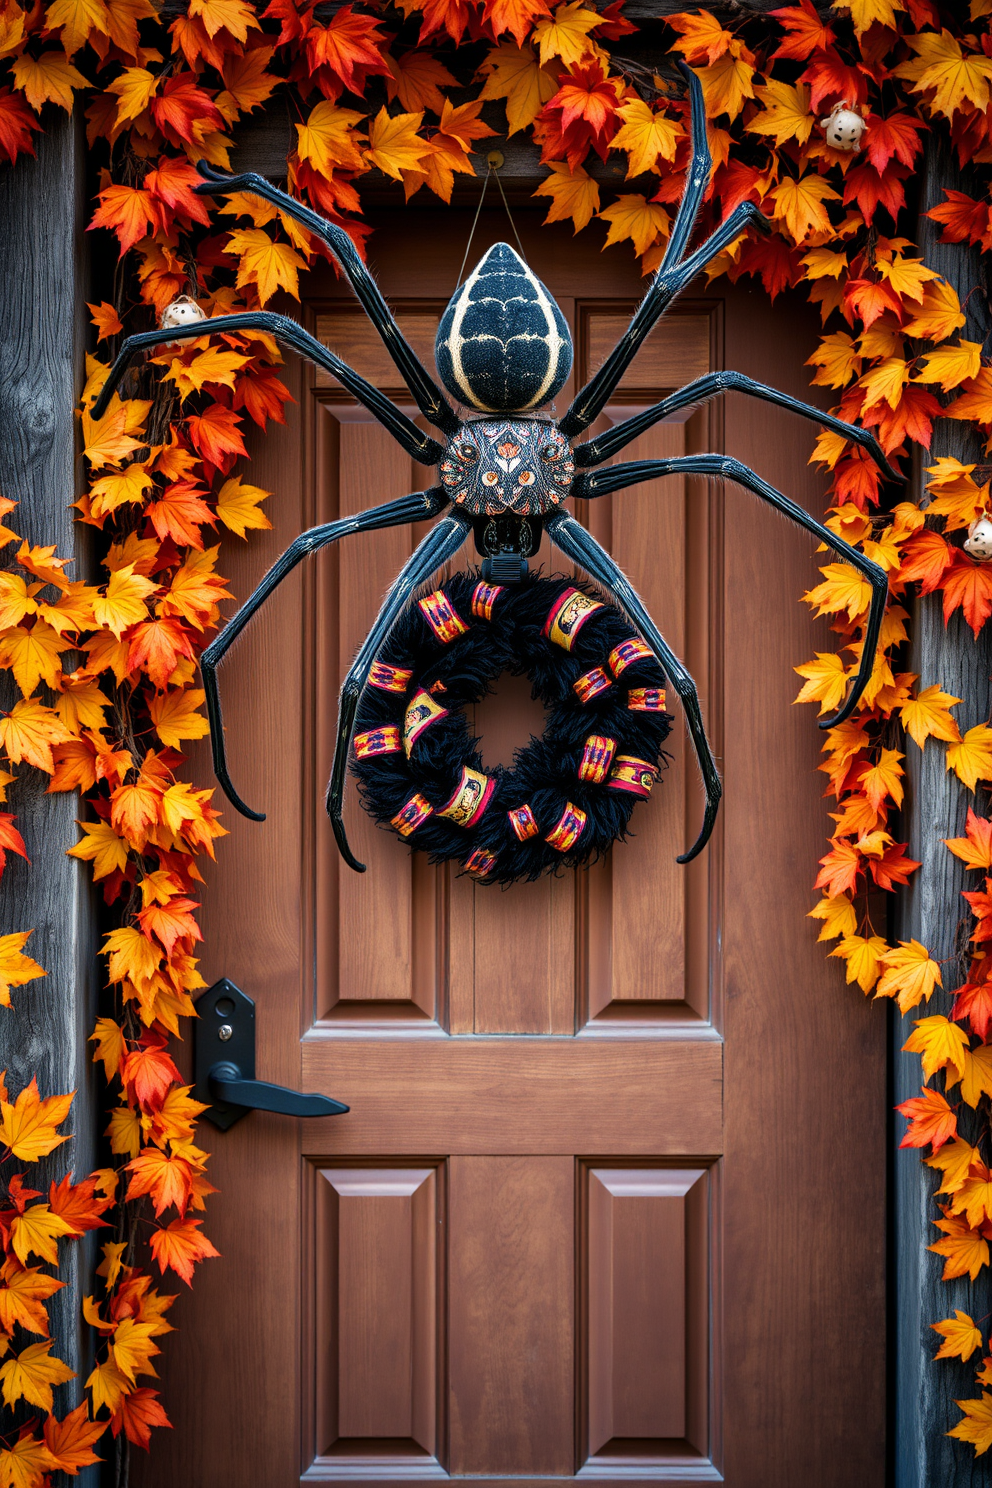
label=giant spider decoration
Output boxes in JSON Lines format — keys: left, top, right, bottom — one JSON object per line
{"left": 94, "top": 63, "right": 891, "bottom": 874}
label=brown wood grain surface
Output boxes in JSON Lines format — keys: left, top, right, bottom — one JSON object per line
{"left": 136, "top": 209, "right": 886, "bottom": 1488}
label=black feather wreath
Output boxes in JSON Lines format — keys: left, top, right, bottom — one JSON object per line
{"left": 349, "top": 570, "right": 673, "bottom": 885}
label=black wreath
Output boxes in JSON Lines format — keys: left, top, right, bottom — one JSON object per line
{"left": 349, "top": 571, "right": 673, "bottom": 885}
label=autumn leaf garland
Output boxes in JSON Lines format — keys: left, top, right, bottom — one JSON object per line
{"left": 0, "top": 0, "right": 989, "bottom": 1473}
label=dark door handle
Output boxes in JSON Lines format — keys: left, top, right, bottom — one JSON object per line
{"left": 208, "top": 1061, "right": 348, "bottom": 1118}
{"left": 194, "top": 978, "right": 349, "bottom": 1130}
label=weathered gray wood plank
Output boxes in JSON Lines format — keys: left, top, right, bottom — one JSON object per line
{"left": 894, "top": 126, "right": 992, "bottom": 1488}
{"left": 0, "top": 112, "right": 98, "bottom": 1473}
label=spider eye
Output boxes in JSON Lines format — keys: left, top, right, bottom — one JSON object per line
{"left": 518, "top": 471, "right": 535, "bottom": 486}
{"left": 540, "top": 445, "right": 561, "bottom": 463}
{"left": 457, "top": 443, "right": 478, "bottom": 462}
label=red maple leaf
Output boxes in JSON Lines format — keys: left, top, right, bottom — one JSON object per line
{"left": 952, "top": 975, "right": 992, "bottom": 1041}
{"left": 150, "top": 74, "right": 224, "bottom": 148}
{"left": 127, "top": 618, "right": 196, "bottom": 691}
{"left": 48, "top": 1173, "right": 112, "bottom": 1236}
{"left": 0, "top": 88, "right": 40, "bottom": 166}
{"left": 942, "top": 552, "right": 992, "bottom": 638}
{"left": 898, "top": 530, "right": 955, "bottom": 594}
{"left": 843, "top": 162, "right": 909, "bottom": 226}
{"left": 928, "top": 190, "right": 992, "bottom": 251}
{"left": 896, "top": 1086, "right": 957, "bottom": 1151}
{"left": 144, "top": 156, "right": 212, "bottom": 232}
{"left": 111, "top": 1388, "right": 172, "bottom": 1450}
{"left": 185, "top": 405, "right": 248, "bottom": 471}
{"left": 864, "top": 112, "right": 926, "bottom": 173}
{"left": 233, "top": 366, "right": 293, "bottom": 427}
{"left": 844, "top": 277, "right": 904, "bottom": 329}
{"left": 869, "top": 841, "right": 921, "bottom": 892}
{"left": 801, "top": 47, "right": 868, "bottom": 113}
{"left": 831, "top": 452, "right": 881, "bottom": 511}
{"left": 121, "top": 1038, "right": 182, "bottom": 1111}
{"left": 769, "top": 0, "right": 834, "bottom": 62}
{"left": 0, "top": 813, "right": 28, "bottom": 878}
{"left": 304, "top": 7, "right": 391, "bottom": 94}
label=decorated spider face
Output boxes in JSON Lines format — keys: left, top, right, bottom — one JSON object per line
{"left": 435, "top": 242, "right": 573, "bottom": 413}
{"left": 439, "top": 420, "right": 575, "bottom": 516}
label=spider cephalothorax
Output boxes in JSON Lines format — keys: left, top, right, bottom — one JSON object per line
{"left": 94, "top": 62, "right": 894, "bottom": 876}
{"left": 434, "top": 242, "right": 572, "bottom": 413}
{"left": 439, "top": 419, "right": 574, "bottom": 516}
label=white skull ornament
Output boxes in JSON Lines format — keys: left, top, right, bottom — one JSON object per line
{"left": 966, "top": 515, "right": 992, "bottom": 562}
{"left": 820, "top": 101, "right": 866, "bottom": 153}
{"left": 160, "top": 294, "right": 207, "bottom": 346}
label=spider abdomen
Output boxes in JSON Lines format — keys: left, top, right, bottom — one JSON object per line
{"left": 439, "top": 419, "right": 574, "bottom": 516}
{"left": 435, "top": 244, "right": 573, "bottom": 414}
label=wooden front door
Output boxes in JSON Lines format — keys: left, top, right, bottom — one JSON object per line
{"left": 138, "top": 211, "right": 886, "bottom": 1488}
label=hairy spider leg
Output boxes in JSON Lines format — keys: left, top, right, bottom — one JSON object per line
{"left": 560, "top": 200, "right": 771, "bottom": 438}
{"left": 195, "top": 161, "right": 461, "bottom": 437}
{"left": 574, "top": 454, "right": 889, "bottom": 728}
{"left": 91, "top": 313, "right": 444, "bottom": 466}
{"left": 545, "top": 511, "right": 721, "bottom": 864}
{"left": 327, "top": 512, "right": 473, "bottom": 873}
{"left": 573, "top": 370, "right": 900, "bottom": 481}
{"left": 199, "top": 488, "right": 451, "bottom": 821}
{"left": 659, "top": 62, "right": 711, "bottom": 272}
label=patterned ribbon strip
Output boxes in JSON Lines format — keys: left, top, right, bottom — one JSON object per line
{"left": 418, "top": 589, "right": 469, "bottom": 644}
{"left": 543, "top": 587, "right": 604, "bottom": 651}
{"left": 354, "top": 726, "right": 402, "bottom": 759}
{"left": 609, "top": 638, "right": 653, "bottom": 676}
{"left": 369, "top": 661, "right": 413, "bottom": 694}
{"left": 403, "top": 689, "right": 448, "bottom": 756}
{"left": 608, "top": 755, "right": 658, "bottom": 798}
{"left": 465, "top": 847, "right": 497, "bottom": 878}
{"left": 573, "top": 666, "right": 612, "bottom": 703}
{"left": 546, "top": 801, "right": 587, "bottom": 851}
{"left": 391, "top": 793, "right": 434, "bottom": 837}
{"left": 438, "top": 765, "right": 495, "bottom": 827}
{"left": 627, "top": 687, "right": 666, "bottom": 711}
{"left": 578, "top": 734, "right": 617, "bottom": 783}
{"left": 508, "top": 803, "right": 539, "bottom": 841}
{"left": 471, "top": 580, "right": 504, "bottom": 621}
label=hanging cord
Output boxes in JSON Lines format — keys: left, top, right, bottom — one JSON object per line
{"left": 455, "top": 150, "right": 529, "bottom": 290}
{"left": 456, "top": 164, "right": 491, "bottom": 288}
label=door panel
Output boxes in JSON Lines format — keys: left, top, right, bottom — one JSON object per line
{"left": 137, "top": 211, "right": 885, "bottom": 1488}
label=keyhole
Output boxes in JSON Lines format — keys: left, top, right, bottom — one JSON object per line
{"left": 472, "top": 673, "right": 549, "bottom": 769}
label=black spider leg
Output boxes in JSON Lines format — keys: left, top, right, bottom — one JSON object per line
{"left": 195, "top": 161, "right": 460, "bottom": 437}
{"left": 574, "top": 455, "right": 889, "bottom": 729}
{"left": 200, "top": 487, "right": 450, "bottom": 821}
{"left": 327, "top": 511, "right": 473, "bottom": 874}
{"left": 660, "top": 61, "right": 711, "bottom": 271}
{"left": 91, "top": 314, "right": 444, "bottom": 466}
{"left": 545, "top": 511, "right": 720, "bottom": 864}
{"left": 560, "top": 202, "right": 770, "bottom": 438}
{"left": 573, "top": 371, "right": 900, "bottom": 482}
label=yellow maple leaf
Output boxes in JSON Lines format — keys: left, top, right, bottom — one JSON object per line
{"left": 148, "top": 689, "right": 210, "bottom": 751}
{"left": 164, "top": 344, "right": 250, "bottom": 398}
{"left": 902, "top": 1013, "right": 966, "bottom": 1079}
{"left": 947, "top": 725, "right": 992, "bottom": 791}
{"left": 900, "top": 683, "right": 962, "bottom": 749}
{"left": 214, "top": 475, "right": 271, "bottom": 539}
{"left": 833, "top": 0, "right": 905, "bottom": 35}
{"left": 802, "top": 247, "right": 848, "bottom": 281}
{"left": 10, "top": 1204, "right": 75, "bottom": 1267}
{"left": 479, "top": 43, "right": 558, "bottom": 134}
{"left": 102, "top": 926, "right": 162, "bottom": 992}
{"left": 926, "top": 1136, "right": 981, "bottom": 1195}
{"left": 45, "top": 0, "right": 110, "bottom": 55}
{"left": 225, "top": 229, "right": 306, "bottom": 307}
{"left": 895, "top": 29, "right": 992, "bottom": 118}
{"left": 531, "top": 1, "right": 602, "bottom": 67}
{"left": 829, "top": 933, "right": 887, "bottom": 993}
{"left": 92, "top": 564, "right": 159, "bottom": 639}
{"left": 0, "top": 931, "right": 45, "bottom": 1011}
{"left": 295, "top": 100, "right": 366, "bottom": 177}
{"left": 959, "top": 1044, "right": 992, "bottom": 1108}
{"left": 0, "top": 1433, "right": 57, "bottom": 1487}
{"left": 11, "top": 50, "right": 88, "bottom": 111}
{"left": 0, "top": 1339, "right": 74, "bottom": 1412}
{"left": 807, "top": 331, "right": 862, "bottom": 389}
{"left": 534, "top": 160, "right": 600, "bottom": 231}
{"left": 385, "top": 50, "right": 456, "bottom": 114}
{"left": 189, "top": 0, "right": 260, "bottom": 41}
{"left": 67, "top": 821, "right": 129, "bottom": 881}
{"left": 747, "top": 79, "right": 813, "bottom": 147}
{"left": 772, "top": 174, "right": 840, "bottom": 245}
{"left": 933, "top": 1310, "right": 983, "bottom": 1363}
{"left": 803, "top": 563, "right": 871, "bottom": 622}
{"left": 89, "top": 1017, "right": 127, "bottom": 1082}
{"left": 861, "top": 747, "right": 905, "bottom": 811}
{"left": 807, "top": 892, "right": 857, "bottom": 942}
{"left": 877, "top": 254, "right": 939, "bottom": 303}
{"left": 793, "top": 652, "right": 850, "bottom": 714}
{"left": 599, "top": 194, "right": 669, "bottom": 256}
{"left": 949, "top": 1393, "right": 992, "bottom": 1455}
{"left": 610, "top": 98, "right": 680, "bottom": 178}
{"left": 692, "top": 52, "right": 752, "bottom": 120}
{"left": 902, "top": 278, "right": 966, "bottom": 341}
{"left": 107, "top": 1104, "right": 142, "bottom": 1159}
{"left": 106, "top": 65, "right": 158, "bottom": 126}
{"left": 0, "top": 1078, "right": 72, "bottom": 1163}
{"left": 878, "top": 941, "right": 943, "bottom": 1012}
{"left": 914, "top": 338, "right": 983, "bottom": 393}
{"left": 85, "top": 1357, "right": 131, "bottom": 1416}
{"left": 88, "top": 462, "right": 154, "bottom": 521}
{"left": 930, "top": 1213, "right": 990, "bottom": 1281}
{"left": 858, "top": 357, "right": 910, "bottom": 411}
{"left": 81, "top": 404, "right": 145, "bottom": 470}
{"left": 0, "top": 623, "right": 65, "bottom": 698}
{"left": 364, "top": 107, "right": 429, "bottom": 180}
{"left": 0, "top": 698, "right": 73, "bottom": 773}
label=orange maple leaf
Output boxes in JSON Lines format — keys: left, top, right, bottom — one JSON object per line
{"left": 149, "top": 1216, "right": 220, "bottom": 1285}
{"left": 897, "top": 1086, "right": 957, "bottom": 1151}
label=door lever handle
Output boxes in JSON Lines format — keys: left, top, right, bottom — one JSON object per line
{"left": 194, "top": 978, "right": 349, "bottom": 1130}
{"left": 208, "top": 1061, "right": 348, "bottom": 1119}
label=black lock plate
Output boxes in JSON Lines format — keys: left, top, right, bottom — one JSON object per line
{"left": 195, "top": 978, "right": 256, "bottom": 1130}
